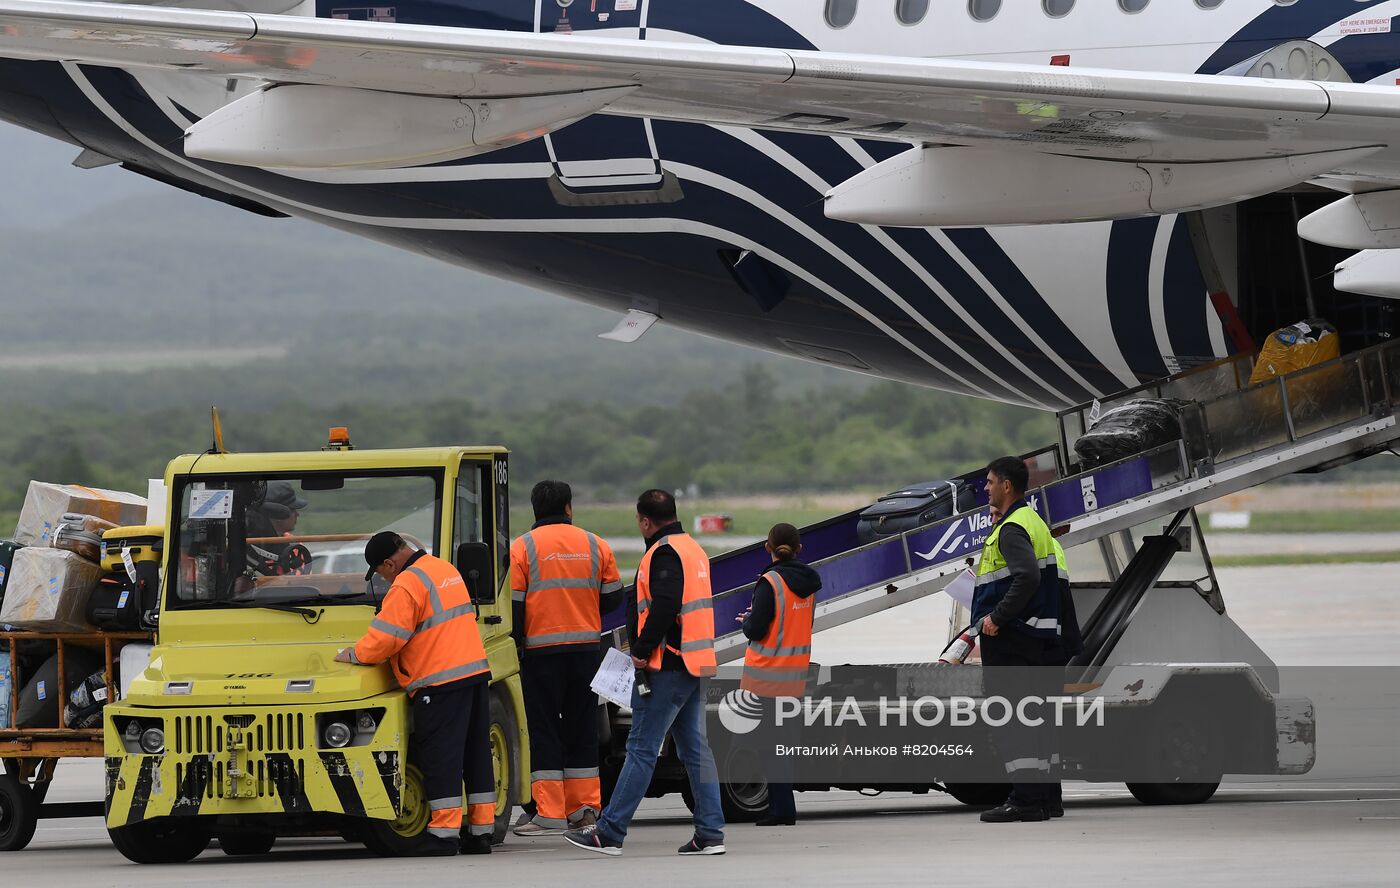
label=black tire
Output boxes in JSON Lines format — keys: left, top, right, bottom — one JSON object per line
{"left": 0, "top": 772, "right": 40, "bottom": 853}
{"left": 943, "top": 783, "right": 1011, "bottom": 807}
{"left": 1126, "top": 782, "right": 1220, "bottom": 806}
{"left": 360, "top": 765, "right": 433, "bottom": 857}
{"left": 216, "top": 830, "right": 277, "bottom": 856}
{"left": 108, "top": 818, "right": 211, "bottom": 864}
{"left": 682, "top": 781, "right": 768, "bottom": 824}
{"left": 480, "top": 689, "right": 519, "bottom": 847}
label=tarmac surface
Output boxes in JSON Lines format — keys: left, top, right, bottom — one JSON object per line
{"left": 6, "top": 562, "right": 1399, "bottom": 885}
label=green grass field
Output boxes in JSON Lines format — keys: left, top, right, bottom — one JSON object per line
{"left": 1204, "top": 508, "right": 1400, "bottom": 534}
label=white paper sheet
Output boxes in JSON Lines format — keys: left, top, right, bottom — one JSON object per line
{"left": 591, "top": 647, "right": 636, "bottom": 707}
{"left": 942, "top": 567, "right": 976, "bottom": 609}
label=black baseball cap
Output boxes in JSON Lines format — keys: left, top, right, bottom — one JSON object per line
{"left": 364, "top": 531, "right": 405, "bottom": 580}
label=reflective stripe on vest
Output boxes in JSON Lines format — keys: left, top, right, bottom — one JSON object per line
{"left": 741, "top": 569, "right": 814, "bottom": 697}
{"left": 385, "top": 554, "right": 491, "bottom": 693}
{"left": 635, "top": 533, "right": 717, "bottom": 678}
{"left": 516, "top": 525, "right": 615, "bottom": 649}
{"left": 971, "top": 504, "right": 1069, "bottom": 640}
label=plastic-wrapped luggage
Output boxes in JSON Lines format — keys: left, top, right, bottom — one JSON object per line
{"left": 1074, "top": 398, "right": 1188, "bottom": 467}
{"left": 52, "top": 513, "right": 118, "bottom": 562}
{"left": 14, "top": 647, "right": 103, "bottom": 729}
{"left": 0, "top": 547, "right": 103, "bottom": 632}
{"left": 13, "top": 481, "right": 146, "bottom": 547}
{"left": 1248, "top": 318, "right": 1339, "bottom": 385}
{"left": 0, "top": 644, "right": 11, "bottom": 728}
{"left": 0, "top": 539, "right": 21, "bottom": 611}
{"left": 63, "top": 670, "right": 110, "bottom": 729}
{"left": 857, "top": 480, "right": 977, "bottom": 544}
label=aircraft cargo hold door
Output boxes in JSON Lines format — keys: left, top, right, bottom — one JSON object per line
{"left": 537, "top": 0, "right": 682, "bottom": 205}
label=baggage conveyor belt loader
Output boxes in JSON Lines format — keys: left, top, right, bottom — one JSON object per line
{"left": 600, "top": 337, "right": 1400, "bottom": 820}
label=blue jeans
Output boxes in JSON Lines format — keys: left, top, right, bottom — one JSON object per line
{"left": 596, "top": 669, "right": 725, "bottom": 844}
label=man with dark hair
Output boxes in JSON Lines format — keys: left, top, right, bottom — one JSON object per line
{"left": 509, "top": 480, "right": 622, "bottom": 836}
{"left": 563, "top": 489, "right": 725, "bottom": 857}
{"left": 973, "top": 457, "right": 1081, "bottom": 823}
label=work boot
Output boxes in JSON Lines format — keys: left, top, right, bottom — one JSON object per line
{"left": 980, "top": 800, "right": 1049, "bottom": 823}
{"left": 459, "top": 833, "right": 492, "bottom": 855}
{"left": 410, "top": 834, "right": 460, "bottom": 856}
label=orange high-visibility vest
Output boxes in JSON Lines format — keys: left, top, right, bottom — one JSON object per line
{"left": 510, "top": 524, "right": 622, "bottom": 650}
{"left": 352, "top": 553, "right": 490, "bottom": 694}
{"left": 741, "top": 569, "right": 814, "bottom": 697}
{"left": 636, "top": 533, "right": 716, "bottom": 678}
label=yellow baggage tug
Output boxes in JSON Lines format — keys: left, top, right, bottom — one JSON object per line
{"left": 103, "top": 434, "right": 524, "bottom": 863}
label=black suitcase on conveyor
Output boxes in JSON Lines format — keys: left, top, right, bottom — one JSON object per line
{"left": 856, "top": 480, "right": 977, "bottom": 545}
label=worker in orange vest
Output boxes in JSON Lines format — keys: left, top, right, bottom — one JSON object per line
{"left": 563, "top": 489, "right": 725, "bottom": 857}
{"left": 335, "top": 531, "right": 496, "bottom": 856}
{"left": 509, "top": 480, "right": 623, "bottom": 836}
{"left": 738, "top": 522, "right": 821, "bottom": 826}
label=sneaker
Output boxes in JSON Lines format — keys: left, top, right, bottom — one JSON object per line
{"left": 677, "top": 834, "right": 726, "bottom": 855}
{"left": 514, "top": 819, "right": 567, "bottom": 837}
{"left": 562, "top": 824, "right": 622, "bottom": 857}
{"left": 513, "top": 809, "right": 534, "bottom": 829}
{"left": 569, "top": 808, "right": 598, "bottom": 828}
{"left": 980, "top": 801, "right": 1048, "bottom": 823}
{"left": 459, "top": 833, "right": 492, "bottom": 855}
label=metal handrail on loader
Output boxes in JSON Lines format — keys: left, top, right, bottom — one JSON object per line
{"left": 699, "top": 337, "right": 1400, "bottom": 664}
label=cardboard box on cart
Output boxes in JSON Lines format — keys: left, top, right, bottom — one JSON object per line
{"left": 0, "top": 547, "right": 103, "bottom": 632}
{"left": 12, "top": 481, "right": 146, "bottom": 548}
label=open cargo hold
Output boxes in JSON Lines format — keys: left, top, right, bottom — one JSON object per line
{"left": 12, "top": 482, "right": 146, "bottom": 548}
{"left": 0, "top": 548, "right": 102, "bottom": 632}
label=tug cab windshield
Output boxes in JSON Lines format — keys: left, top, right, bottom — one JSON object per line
{"left": 168, "top": 471, "right": 443, "bottom": 610}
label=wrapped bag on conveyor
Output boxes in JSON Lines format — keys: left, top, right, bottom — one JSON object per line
{"left": 15, "top": 646, "right": 103, "bottom": 729}
{"left": 12, "top": 481, "right": 146, "bottom": 547}
{"left": 857, "top": 480, "right": 977, "bottom": 544}
{"left": 0, "top": 547, "right": 103, "bottom": 632}
{"left": 1073, "top": 398, "right": 1188, "bottom": 467}
{"left": 1248, "top": 318, "right": 1339, "bottom": 384}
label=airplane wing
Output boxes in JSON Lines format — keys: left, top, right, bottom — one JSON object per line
{"left": 2, "top": 0, "right": 1398, "bottom": 226}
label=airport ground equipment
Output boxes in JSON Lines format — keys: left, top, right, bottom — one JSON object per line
{"left": 604, "top": 337, "right": 1400, "bottom": 819}
{"left": 0, "top": 629, "right": 151, "bottom": 852}
{"left": 98, "top": 437, "right": 526, "bottom": 863}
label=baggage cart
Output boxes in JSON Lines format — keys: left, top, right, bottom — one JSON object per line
{"left": 0, "top": 629, "right": 152, "bottom": 852}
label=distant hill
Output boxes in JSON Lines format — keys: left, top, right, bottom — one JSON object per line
{"left": 0, "top": 173, "right": 863, "bottom": 410}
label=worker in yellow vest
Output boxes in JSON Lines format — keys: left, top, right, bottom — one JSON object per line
{"left": 563, "top": 489, "right": 725, "bottom": 857}
{"left": 739, "top": 522, "right": 821, "bottom": 826}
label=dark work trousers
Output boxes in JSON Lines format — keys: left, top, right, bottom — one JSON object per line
{"left": 522, "top": 649, "right": 603, "bottom": 826}
{"left": 410, "top": 678, "right": 497, "bottom": 840}
{"left": 980, "top": 629, "right": 1069, "bottom": 809}
{"left": 758, "top": 696, "right": 802, "bottom": 819}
